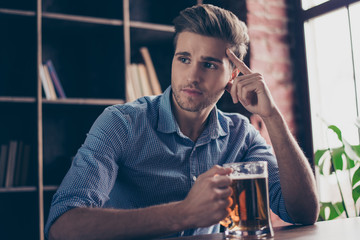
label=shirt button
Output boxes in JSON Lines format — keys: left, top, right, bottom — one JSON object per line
{"left": 192, "top": 176, "right": 197, "bottom": 181}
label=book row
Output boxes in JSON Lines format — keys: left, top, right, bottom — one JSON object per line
{"left": 0, "top": 140, "right": 32, "bottom": 188}
{"left": 126, "top": 47, "right": 163, "bottom": 102}
{"left": 40, "top": 59, "right": 67, "bottom": 100}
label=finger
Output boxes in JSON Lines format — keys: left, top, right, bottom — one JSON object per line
{"left": 229, "top": 73, "right": 257, "bottom": 104}
{"left": 204, "top": 165, "right": 232, "bottom": 177}
{"left": 214, "top": 186, "right": 232, "bottom": 199}
{"left": 229, "top": 76, "right": 238, "bottom": 103}
{"left": 228, "top": 73, "right": 259, "bottom": 103}
{"left": 213, "top": 175, "right": 232, "bottom": 188}
{"left": 226, "top": 49, "right": 252, "bottom": 75}
{"left": 231, "top": 73, "right": 263, "bottom": 105}
{"left": 236, "top": 76, "right": 262, "bottom": 106}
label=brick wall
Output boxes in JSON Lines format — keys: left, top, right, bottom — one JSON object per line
{"left": 246, "top": 0, "right": 295, "bottom": 226}
{"left": 246, "top": 0, "right": 296, "bottom": 144}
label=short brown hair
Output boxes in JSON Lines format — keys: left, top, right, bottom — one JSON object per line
{"left": 173, "top": 4, "right": 249, "bottom": 62}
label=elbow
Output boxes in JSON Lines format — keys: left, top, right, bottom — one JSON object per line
{"left": 291, "top": 199, "right": 320, "bottom": 225}
{"left": 48, "top": 225, "right": 61, "bottom": 240}
{"left": 48, "top": 214, "right": 72, "bottom": 240}
{"left": 307, "top": 201, "right": 320, "bottom": 225}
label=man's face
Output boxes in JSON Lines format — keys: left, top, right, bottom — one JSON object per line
{"left": 171, "top": 32, "right": 233, "bottom": 113}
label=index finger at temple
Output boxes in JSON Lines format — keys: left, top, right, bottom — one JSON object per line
{"left": 226, "top": 49, "right": 252, "bottom": 75}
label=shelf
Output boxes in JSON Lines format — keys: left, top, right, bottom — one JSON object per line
{"left": 0, "top": 186, "right": 37, "bottom": 193}
{"left": 0, "top": 8, "right": 35, "bottom": 16}
{"left": 0, "top": 96, "right": 36, "bottom": 103}
{"left": 130, "top": 21, "right": 174, "bottom": 32}
{"left": 42, "top": 12, "right": 123, "bottom": 26}
{"left": 44, "top": 185, "right": 59, "bottom": 191}
{"left": 43, "top": 98, "right": 125, "bottom": 106}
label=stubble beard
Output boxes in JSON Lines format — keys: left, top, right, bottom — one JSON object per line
{"left": 172, "top": 85, "right": 224, "bottom": 112}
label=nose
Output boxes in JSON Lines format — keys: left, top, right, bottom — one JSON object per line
{"left": 187, "top": 63, "right": 202, "bottom": 83}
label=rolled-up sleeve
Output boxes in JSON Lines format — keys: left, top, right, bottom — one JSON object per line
{"left": 44, "top": 106, "right": 129, "bottom": 238}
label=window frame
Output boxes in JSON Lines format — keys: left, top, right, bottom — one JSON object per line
{"left": 293, "top": 0, "right": 360, "bottom": 164}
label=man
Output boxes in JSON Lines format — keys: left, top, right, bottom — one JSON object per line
{"left": 46, "top": 4, "right": 319, "bottom": 240}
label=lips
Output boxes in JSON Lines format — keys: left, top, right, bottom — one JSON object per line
{"left": 182, "top": 88, "right": 203, "bottom": 97}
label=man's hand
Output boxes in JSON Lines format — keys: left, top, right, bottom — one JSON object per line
{"left": 179, "top": 165, "right": 233, "bottom": 228}
{"left": 226, "top": 49, "right": 277, "bottom": 118}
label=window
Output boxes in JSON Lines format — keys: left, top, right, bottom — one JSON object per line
{"left": 305, "top": 5, "right": 359, "bottom": 148}
{"left": 301, "top": 0, "right": 360, "bottom": 218}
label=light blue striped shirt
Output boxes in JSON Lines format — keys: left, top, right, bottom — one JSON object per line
{"left": 45, "top": 86, "right": 292, "bottom": 238}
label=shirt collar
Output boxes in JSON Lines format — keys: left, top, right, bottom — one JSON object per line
{"left": 158, "top": 86, "right": 178, "bottom": 134}
{"left": 158, "top": 86, "right": 229, "bottom": 139}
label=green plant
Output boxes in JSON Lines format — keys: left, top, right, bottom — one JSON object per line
{"left": 314, "top": 125, "right": 360, "bottom": 221}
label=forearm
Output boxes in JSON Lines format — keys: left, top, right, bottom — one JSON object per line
{"left": 49, "top": 166, "right": 232, "bottom": 240}
{"left": 49, "top": 202, "right": 186, "bottom": 240}
{"left": 262, "top": 109, "right": 319, "bottom": 224}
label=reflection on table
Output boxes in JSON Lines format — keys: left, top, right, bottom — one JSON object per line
{"left": 168, "top": 217, "right": 360, "bottom": 240}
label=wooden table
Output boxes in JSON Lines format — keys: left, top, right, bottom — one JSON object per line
{"left": 169, "top": 217, "right": 360, "bottom": 240}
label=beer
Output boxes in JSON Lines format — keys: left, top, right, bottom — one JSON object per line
{"left": 221, "top": 162, "right": 273, "bottom": 238}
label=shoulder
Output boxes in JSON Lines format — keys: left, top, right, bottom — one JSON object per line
{"left": 217, "top": 110, "right": 265, "bottom": 146}
{"left": 217, "top": 109, "right": 253, "bottom": 132}
{"left": 88, "top": 96, "right": 161, "bottom": 137}
{"left": 105, "top": 95, "right": 161, "bottom": 123}
{"left": 85, "top": 96, "right": 162, "bottom": 151}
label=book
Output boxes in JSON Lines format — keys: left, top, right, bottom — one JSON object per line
{"left": 0, "top": 144, "right": 8, "bottom": 187}
{"left": 139, "top": 47, "right": 162, "bottom": 95}
{"left": 130, "top": 64, "right": 143, "bottom": 99}
{"left": 14, "top": 141, "right": 24, "bottom": 186}
{"left": 19, "top": 144, "right": 31, "bottom": 186}
{"left": 39, "top": 64, "right": 52, "bottom": 99}
{"left": 137, "top": 63, "right": 153, "bottom": 96}
{"left": 46, "top": 59, "right": 66, "bottom": 98}
{"left": 5, "top": 140, "right": 18, "bottom": 188}
{"left": 43, "top": 64, "right": 57, "bottom": 100}
{"left": 126, "top": 65, "right": 137, "bottom": 102}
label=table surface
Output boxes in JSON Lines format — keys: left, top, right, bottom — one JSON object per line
{"left": 169, "top": 217, "right": 360, "bottom": 240}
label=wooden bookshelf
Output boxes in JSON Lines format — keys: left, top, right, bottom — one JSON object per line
{"left": 0, "top": 0, "right": 247, "bottom": 239}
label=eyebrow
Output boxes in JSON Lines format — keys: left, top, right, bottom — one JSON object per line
{"left": 175, "top": 51, "right": 223, "bottom": 64}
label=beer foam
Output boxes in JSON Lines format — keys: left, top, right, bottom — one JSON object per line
{"left": 229, "top": 175, "right": 267, "bottom": 180}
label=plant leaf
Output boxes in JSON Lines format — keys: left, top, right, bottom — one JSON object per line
{"left": 331, "top": 147, "right": 344, "bottom": 171}
{"left": 314, "top": 149, "right": 328, "bottom": 166}
{"left": 352, "top": 185, "right": 360, "bottom": 204}
{"left": 351, "top": 145, "right": 360, "bottom": 158}
{"left": 346, "top": 145, "right": 360, "bottom": 164}
{"left": 329, "top": 125, "right": 342, "bottom": 141}
{"left": 334, "top": 202, "right": 345, "bottom": 214}
{"left": 319, "top": 202, "right": 343, "bottom": 220}
{"left": 352, "top": 167, "right": 360, "bottom": 188}
{"left": 343, "top": 139, "right": 360, "bottom": 164}
{"left": 345, "top": 155, "right": 355, "bottom": 169}
{"left": 319, "top": 155, "right": 327, "bottom": 175}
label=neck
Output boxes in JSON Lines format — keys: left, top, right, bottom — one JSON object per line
{"left": 171, "top": 97, "right": 213, "bottom": 142}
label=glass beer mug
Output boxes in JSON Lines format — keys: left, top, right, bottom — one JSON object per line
{"left": 220, "top": 161, "right": 274, "bottom": 239}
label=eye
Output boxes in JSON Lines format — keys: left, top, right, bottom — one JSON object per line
{"left": 203, "top": 62, "right": 217, "bottom": 69}
{"left": 178, "top": 57, "right": 190, "bottom": 64}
